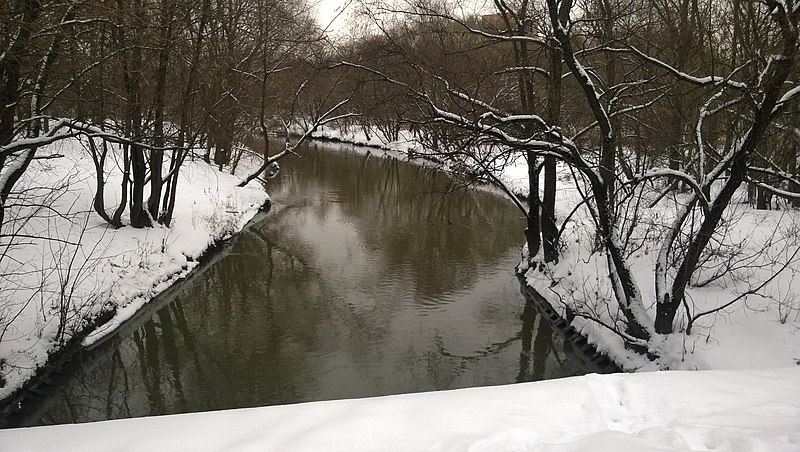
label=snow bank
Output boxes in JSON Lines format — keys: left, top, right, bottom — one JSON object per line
{"left": 310, "top": 125, "right": 530, "bottom": 202}
{"left": 2, "top": 368, "right": 798, "bottom": 451}
{"left": 0, "top": 138, "right": 268, "bottom": 401}
{"left": 521, "top": 164, "right": 800, "bottom": 371}
{"left": 311, "top": 125, "right": 421, "bottom": 153}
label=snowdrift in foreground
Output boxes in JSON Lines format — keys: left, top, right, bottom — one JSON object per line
{"left": 3, "top": 368, "right": 798, "bottom": 451}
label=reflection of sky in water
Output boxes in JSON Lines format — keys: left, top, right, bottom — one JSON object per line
{"left": 15, "top": 143, "right": 586, "bottom": 427}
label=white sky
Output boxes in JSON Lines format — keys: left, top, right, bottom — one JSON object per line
{"left": 314, "top": 0, "right": 354, "bottom": 37}
{"left": 313, "top": 1, "right": 496, "bottom": 39}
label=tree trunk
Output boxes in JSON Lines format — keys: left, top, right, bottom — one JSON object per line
{"left": 148, "top": 0, "right": 174, "bottom": 220}
{"left": 88, "top": 138, "right": 122, "bottom": 227}
{"left": 112, "top": 143, "right": 130, "bottom": 227}
{"left": 159, "top": 0, "right": 210, "bottom": 226}
{"left": 541, "top": 0, "right": 571, "bottom": 263}
{"left": 756, "top": 185, "right": 770, "bottom": 210}
{"left": 0, "top": 0, "right": 43, "bottom": 233}
{"left": 127, "top": 78, "right": 150, "bottom": 227}
{"left": 657, "top": 46, "right": 797, "bottom": 333}
{"left": 600, "top": 0, "right": 617, "bottom": 205}
{"left": 526, "top": 151, "right": 542, "bottom": 258}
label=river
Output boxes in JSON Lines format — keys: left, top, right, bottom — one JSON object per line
{"left": 11, "top": 141, "right": 586, "bottom": 426}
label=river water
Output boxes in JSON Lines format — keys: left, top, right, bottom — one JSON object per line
{"left": 13, "top": 141, "right": 585, "bottom": 426}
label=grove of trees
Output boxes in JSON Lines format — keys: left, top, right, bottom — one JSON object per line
{"left": 328, "top": 0, "right": 800, "bottom": 355}
{"left": 0, "top": 0, "right": 351, "bottom": 379}
{"left": 0, "top": 0, "right": 333, "bottom": 233}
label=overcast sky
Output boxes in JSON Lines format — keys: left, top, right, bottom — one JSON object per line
{"left": 313, "top": 1, "right": 495, "bottom": 39}
{"left": 315, "top": 0, "right": 353, "bottom": 37}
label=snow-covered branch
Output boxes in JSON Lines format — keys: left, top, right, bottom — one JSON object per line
{"left": 573, "top": 93, "right": 666, "bottom": 142}
{"left": 626, "top": 46, "right": 749, "bottom": 90}
{"left": 773, "top": 84, "right": 800, "bottom": 114}
{"left": 633, "top": 169, "right": 710, "bottom": 215}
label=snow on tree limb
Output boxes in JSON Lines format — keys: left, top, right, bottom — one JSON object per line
{"left": 749, "top": 180, "right": 800, "bottom": 199}
{"left": 773, "top": 84, "right": 800, "bottom": 114}
{"left": 626, "top": 46, "right": 749, "bottom": 90}
{"left": 634, "top": 169, "right": 710, "bottom": 215}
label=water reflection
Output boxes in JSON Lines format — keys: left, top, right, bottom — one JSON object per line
{"left": 13, "top": 142, "right": 586, "bottom": 427}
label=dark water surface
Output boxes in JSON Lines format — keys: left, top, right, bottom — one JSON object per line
{"left": 14, "top": 142, "right": 585, "bottom": 426}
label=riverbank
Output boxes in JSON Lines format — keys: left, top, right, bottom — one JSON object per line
{"left": 306, "top": 127, "right": 530, "bottom": 200}
{"left": 305, "top": 125, "right": 800, "bottom": 373}
{"left": 0, "top": 138, "right": 269, "bottom": 414}
{"left": 2, "top": 367, "right": 798, "bottom": 451}
{"left": 519, "top": 168, "right": 800, "bottom": 371}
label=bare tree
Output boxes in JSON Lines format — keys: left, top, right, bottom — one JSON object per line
{"left": 341, "top": 0, "right": 800, "bottom": 354}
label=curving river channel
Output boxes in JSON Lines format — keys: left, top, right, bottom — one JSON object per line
{"left": 12, "top": 141, "right": 587, "bottom": 427}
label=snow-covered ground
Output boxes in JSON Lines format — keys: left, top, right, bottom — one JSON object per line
{"left": 519, "top": 164, "right": 800, "bottom": 372}
{"left": 311, "top": 124, "right": 532, "bottom": 198}
{"left": 311, "top": 125, "right": 421, "bottom": 152}
{"left": 2, "top": 367, "right": 798, "bottom": 451}
{"left": 0, "top": 138, "right": 268, "bottom": 401}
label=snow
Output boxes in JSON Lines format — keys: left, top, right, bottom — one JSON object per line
{"left": 1, "top": 368, "right": 798, "bottom": 451}
{"left": 310, "top": 124, "right": 422, "bottom": 153}
{"left": 310, "top": 124, "right": 533, "bottom": 198}
{"left": 0, "top": 137, "right": 268, "bottom": 399}
{"left": 775, "top": 85, "right": 800, "bottom": 114}
{"left": 3, "top": 124, "right": 800, "bottom": 450}
{"left": 628, "top": 46, "right": 749, "bottom": 90}
{"left": 522, "top": 163, "right": 800, "bottom": 371}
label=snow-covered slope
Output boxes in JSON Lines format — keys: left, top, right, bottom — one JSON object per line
{"left": 0, "top": 138, "right": 268, "bottom": 401}
{"left": 2, "top": 368, "right": 798, "bottom": 451}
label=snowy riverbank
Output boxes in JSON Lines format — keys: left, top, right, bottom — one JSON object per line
{"left": 3, "top": 130, "right": 799, "bottom": 449}
{"left": 2, "top": 367, "right": 798, "bottom": 451}
{"left": 0, "top": 138, "right": 268, "bottom": 406}
{"left": 309, "top": 126, "right": 800, "bottom": 373}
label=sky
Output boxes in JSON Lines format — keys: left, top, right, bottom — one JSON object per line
{"left": 313, "top": 0, "right": 495, "bottom": 39}
{"left": 314, "top": 0, "right": 355, "bottom": 37}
